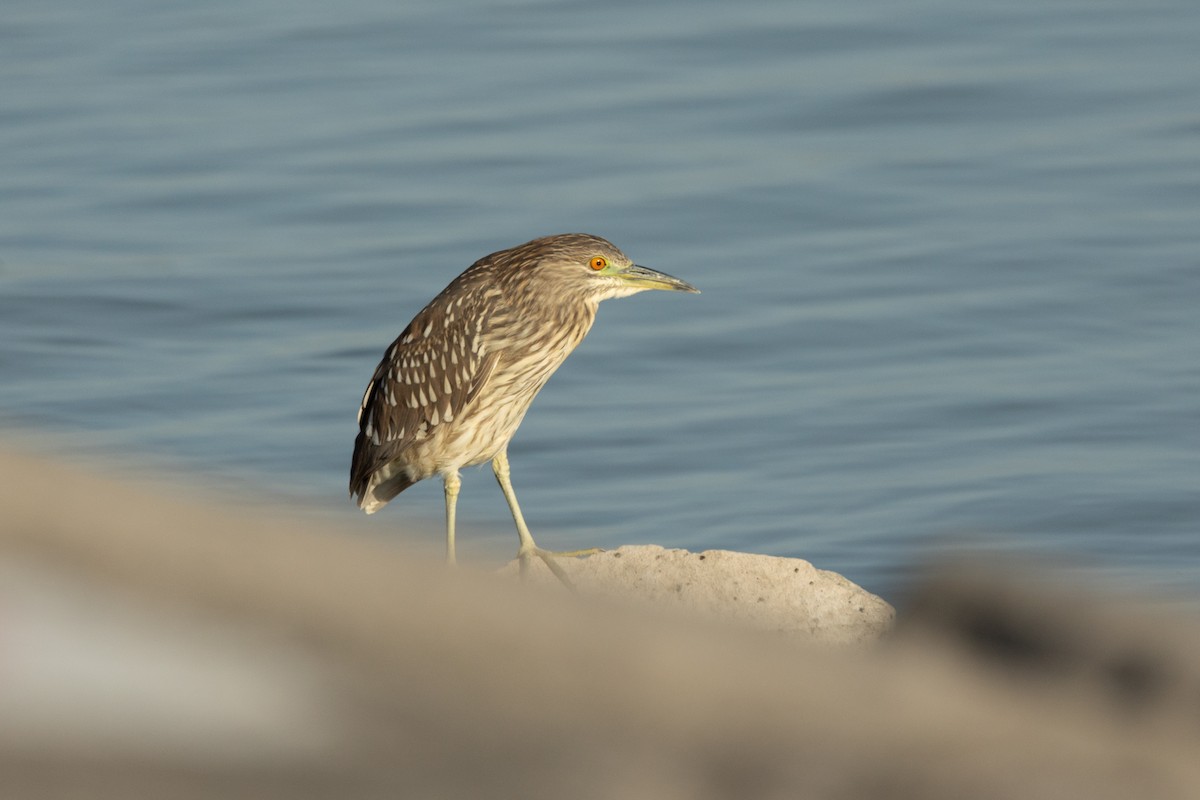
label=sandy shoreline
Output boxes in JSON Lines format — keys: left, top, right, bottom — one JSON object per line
{"left": 2, "top": 445, "right": 1198, "bottom": 798}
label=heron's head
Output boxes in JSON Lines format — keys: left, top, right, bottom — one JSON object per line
{"left": 510, "top": 233, "right": 699, "bottom": 302}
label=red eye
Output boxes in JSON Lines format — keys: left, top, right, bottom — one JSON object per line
{"left": 590, "top": 256, "right": 608, "bottom": 270}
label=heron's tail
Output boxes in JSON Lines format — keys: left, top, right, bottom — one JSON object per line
{"left": 354, "top": 471, "right": 415, "bottom": 514}
{"left": 349, "top": 431, "right": 415, "bottom": 513}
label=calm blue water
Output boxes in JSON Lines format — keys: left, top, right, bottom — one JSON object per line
{"left": 2, "top": 0, "right": 1198, "bottom": 599}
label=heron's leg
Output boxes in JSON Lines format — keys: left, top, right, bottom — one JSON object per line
{"left": 443, "top": 470, "right": 461, "bottom": 566}
{"left": 491, "top": 449, "right": 593, "bottom": 589}
{"left": 491, "top": 448, "right": 536, "bottom": 552}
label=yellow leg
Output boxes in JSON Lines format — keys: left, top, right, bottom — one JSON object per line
{"left": 491, "top": 448, "right": 598, "bottom": 589}
{"left": 443, "top": 470, "right": 461, "bottom": 566}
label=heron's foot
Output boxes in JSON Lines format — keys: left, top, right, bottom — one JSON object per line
{"left": 516, "top": 546, "right": 603, "bottom": 590}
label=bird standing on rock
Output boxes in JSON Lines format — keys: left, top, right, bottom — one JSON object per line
{"left": 349, "top": 233, "right": 698, "bottom": 585}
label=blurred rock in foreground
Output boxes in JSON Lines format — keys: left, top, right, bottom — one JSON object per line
{"left": 2, "top": 445, "right": 1199, "bottom": 799}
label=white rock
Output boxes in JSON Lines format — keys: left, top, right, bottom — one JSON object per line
{"left": 500, "top": 544, "right": 894, "bottom": 644}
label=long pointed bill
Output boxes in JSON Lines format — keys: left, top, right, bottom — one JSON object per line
{"left": 618, "top": 264, "right": 700, "bottom": 293}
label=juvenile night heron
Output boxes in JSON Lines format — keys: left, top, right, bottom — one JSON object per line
{"left": 349, "top": 233, "right": 697, "bottom": 583}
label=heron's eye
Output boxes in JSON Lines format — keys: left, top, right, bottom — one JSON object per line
{"left": 589, "top": 256, "right": 608, "bottom": 271}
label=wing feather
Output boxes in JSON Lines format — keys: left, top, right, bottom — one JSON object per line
{"left": 349, "top": 299, "right": 498, "bottom": 501}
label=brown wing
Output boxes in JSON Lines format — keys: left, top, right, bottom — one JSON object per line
{"left": 349, "top": 296, "right": 498, "bottom": 505}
